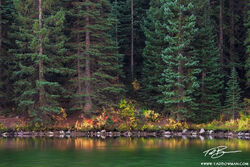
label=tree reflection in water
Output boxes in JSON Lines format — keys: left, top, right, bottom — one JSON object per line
{"left": 0, "top": 137, "right": 249, "bottom": 151}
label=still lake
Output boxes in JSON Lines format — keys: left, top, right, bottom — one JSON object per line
{"left": 0, "top": 137, "right": 249, "bottom": 167}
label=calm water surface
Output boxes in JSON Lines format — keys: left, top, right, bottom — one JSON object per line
{"left": 0, "top": 137, "right": 249, "bottom": 167}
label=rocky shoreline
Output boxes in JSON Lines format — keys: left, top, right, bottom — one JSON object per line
{"left": 0, "top": 129, "right": 249, "bottom": 139}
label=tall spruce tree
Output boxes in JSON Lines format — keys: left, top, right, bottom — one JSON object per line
{"left": 69, "top": 0, "right": 125, "bottom": 115}
{"left": 245, "top": 1, "right": 250, "bottom": 88}
{"left": 192, "top": 0, "right": 223, "bottom": 122}
{"left": 224, "top": 67, "right": 242, "bottom": 119}
{"left": 115, "top": 0, "right": 149, "bottom": 85}
{"left": 140, "top": 0, "right": 165, "bottom": 110}
{"left": 158, "top": 0, "right": 200, "bottom": 121}
{"left": 0, "top": 0, "right": 15, "bottom": 108}
{"left": 11, "top": 0, "right": 67, "bottom": 122}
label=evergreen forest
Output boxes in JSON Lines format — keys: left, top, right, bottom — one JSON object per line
{"left": 0, "top": 0, "right": 249, "bottom": 128}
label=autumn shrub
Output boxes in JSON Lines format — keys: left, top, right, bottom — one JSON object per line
{"left": 141, "top": 123, "right": 160, "bottom": 131}
{"left": 119, "top": 99, "right": 137, "bottom": 129}
{"left": 119, "top": 99, "right": 137, "bottom": 119}
{"left": 204, "top": 120, "right": 220, "bottom": 130}
{"left": 52, "top": 108, "right": 67, "bottom": 122}
{"left": 189, "top": 123, "right": 205, "bottom": 130}
{"left": 189, "top": 112, "right": 249, "bottom": 131}
{"left": 13, "top": 121, "right": 31, "bottom": 131}
{"left": 118, "top": 123, "right": 130, "bottom": 131}
{"left": 131, "top": 79, "right": 141, "bottom": 91}
{"left": 75, "top": 119, "right": 94, "bottom": 131}
{"left": 237, "top": 112, "right": 249, "bottom": 131}
{"left": 143, "top": 110, "right": 160, "bottom": 122}
{"left": 0, "top": 123, "right": 8, "bottom": 131}
{"left": 32, "top": 122, "right": 48, "bottom": 131}
{"left": 162, "top": 118, "right": 184, "bottom": 131}
{"left": 95, "top": 112, "right": 108, "bottom": 130}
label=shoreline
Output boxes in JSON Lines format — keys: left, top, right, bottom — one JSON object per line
{"left": 1, "top": 129, "right": 249, "bottom": 139}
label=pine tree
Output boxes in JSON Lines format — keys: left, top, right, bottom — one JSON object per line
{"left": 115, "top": 0, "right": 149, "bottom": 84}
{"left": 69, "top": 0, "right": 125, "bottom": 115}
{"left": 158, "top": 0, "right": 200, "bottom": 121}
{"left": 245, "top": 2, "right": 250, "bottom": 88}
{"left": 0, "top": 0, "right": 15, "bottom": 108}
{"left": 192, "top": 0, "right": 223, "bottom": 122}
{"left": 132, "top": 0, "right": 149, "bottom": 78}
{"left": 219, "top": 0, "right": 224, "bottom": 65}
{"left": 140, "top": 0, "right": 165, "bottom": 110}
{"left": 224, "top": 67, "right": 242, "bottom": 120}
{"left": 11, "top": 0, "right": 67, "bottom": 122}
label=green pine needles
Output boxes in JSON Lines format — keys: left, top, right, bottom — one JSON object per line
{"left": 142, "top": 0, "right": 200, "bottom": 120}
{"left": 192, "top": 0, "right": 223, "bottom": 122}
{"left": 69, "top": 0, "right": 125, "bottom": 114}
{"left": 245, "top": 2, "right": 250, "bottom": 88}
{"left": 12, "top": 0, "right": 66, "bottom": 122}
{"left": 224, "top": 67, "right": 242, "bottom": 120}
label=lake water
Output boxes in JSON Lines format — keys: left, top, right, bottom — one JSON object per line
{"left": 0, "top": 137, "right": 249, "bottom": 167}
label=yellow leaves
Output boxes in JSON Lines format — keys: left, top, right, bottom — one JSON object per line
{"left": 74, "top": 120, "right": 94, "bottom": 131}
{"left": 61, "top": 108, "right": 67, "bottom": 120}
{"left": 143, "top": 110, "right": 160, "bottom": 122}
{"left": 131, "top": 79, "right": 141, "bottom": 91}
{"left": 95, "top": 112, "right": 107, "bottom": 129}
{"left": 189, "top": 113, "right": 249, "bottom": 131}
{"left": 0, "top": 123, "right": 8, "bottom": 131}
{"left": 129, "top": 117, "right": 135, "bottom": 122}
{"left": 219, "top": 113, "right": 225, "bottom": 122}
{"left": 52, "top": 108, "right": 67, "bottom": 122}
{"left": 33, "top": 122, "right": 46, "bottom": 131}
{"left": 119, "top": 99, "right": 137, "bottom": 129}
{"left": 163, "top": 118, "right": 186, "bottom": 131}
{"left": 237, "top": 112, "right": 250, "bottom": 131}
{"left": 119, "top": 99, "right": 137, "bottom": 119}
{"left": 13, "top": 120, "right": 29, "bottom": 132}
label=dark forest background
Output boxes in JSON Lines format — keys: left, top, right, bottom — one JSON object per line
{"left": 0, "top": 0, "right": 249, "bottom": 123}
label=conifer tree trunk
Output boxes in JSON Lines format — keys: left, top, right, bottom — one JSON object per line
{"left": 77, "top": 32, "right": 83, "bottom": 109}
{"left": 39, "top": 0, "right": 44, "bottom": 107}
{"left": 244, "top": 0, "right": 248, "bottom": 22}
{"left": 177, "top": 13, "right": 183, "bottom": 121}
{"left": 84, "top": 0, "right": 92, "bottom": 112}
{"left": 131, "top": 0, "right": 134, "bottom": 79}
{"left": 219, "top": 0, "right": 224, "bottom": 64}
{"left": 229, "top": 0, "right": 234, "bottom": 64}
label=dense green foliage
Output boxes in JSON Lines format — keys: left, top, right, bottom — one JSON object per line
{"left": 140, "top": 0, "right": 165, "bottom": 109}
{"left": 0, "top": 0, "right": 15, "bottom": 107}
{"left": 192, "top": 0, "right": 224, "bottom": 122}
{"left": 158, "top": 0, "right": 199, "bottom": 121}
{"left": 0, "top": 0, "right": 249, "bottom": 123}
{"left": 10, "top": 0, "right": 67, "bottom": 122}
{"left": 224, "top": 67, "right": 242, "bottom": 119}
{"left": 67, "top": 0, "right": 125, "bottom": 113}
{"left": 245, "top": 2, "right": 250, "bottom": 88}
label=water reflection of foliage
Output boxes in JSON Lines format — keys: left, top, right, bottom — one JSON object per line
{"left": 0, "top": 138, "right": 249, "bottom": 151}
